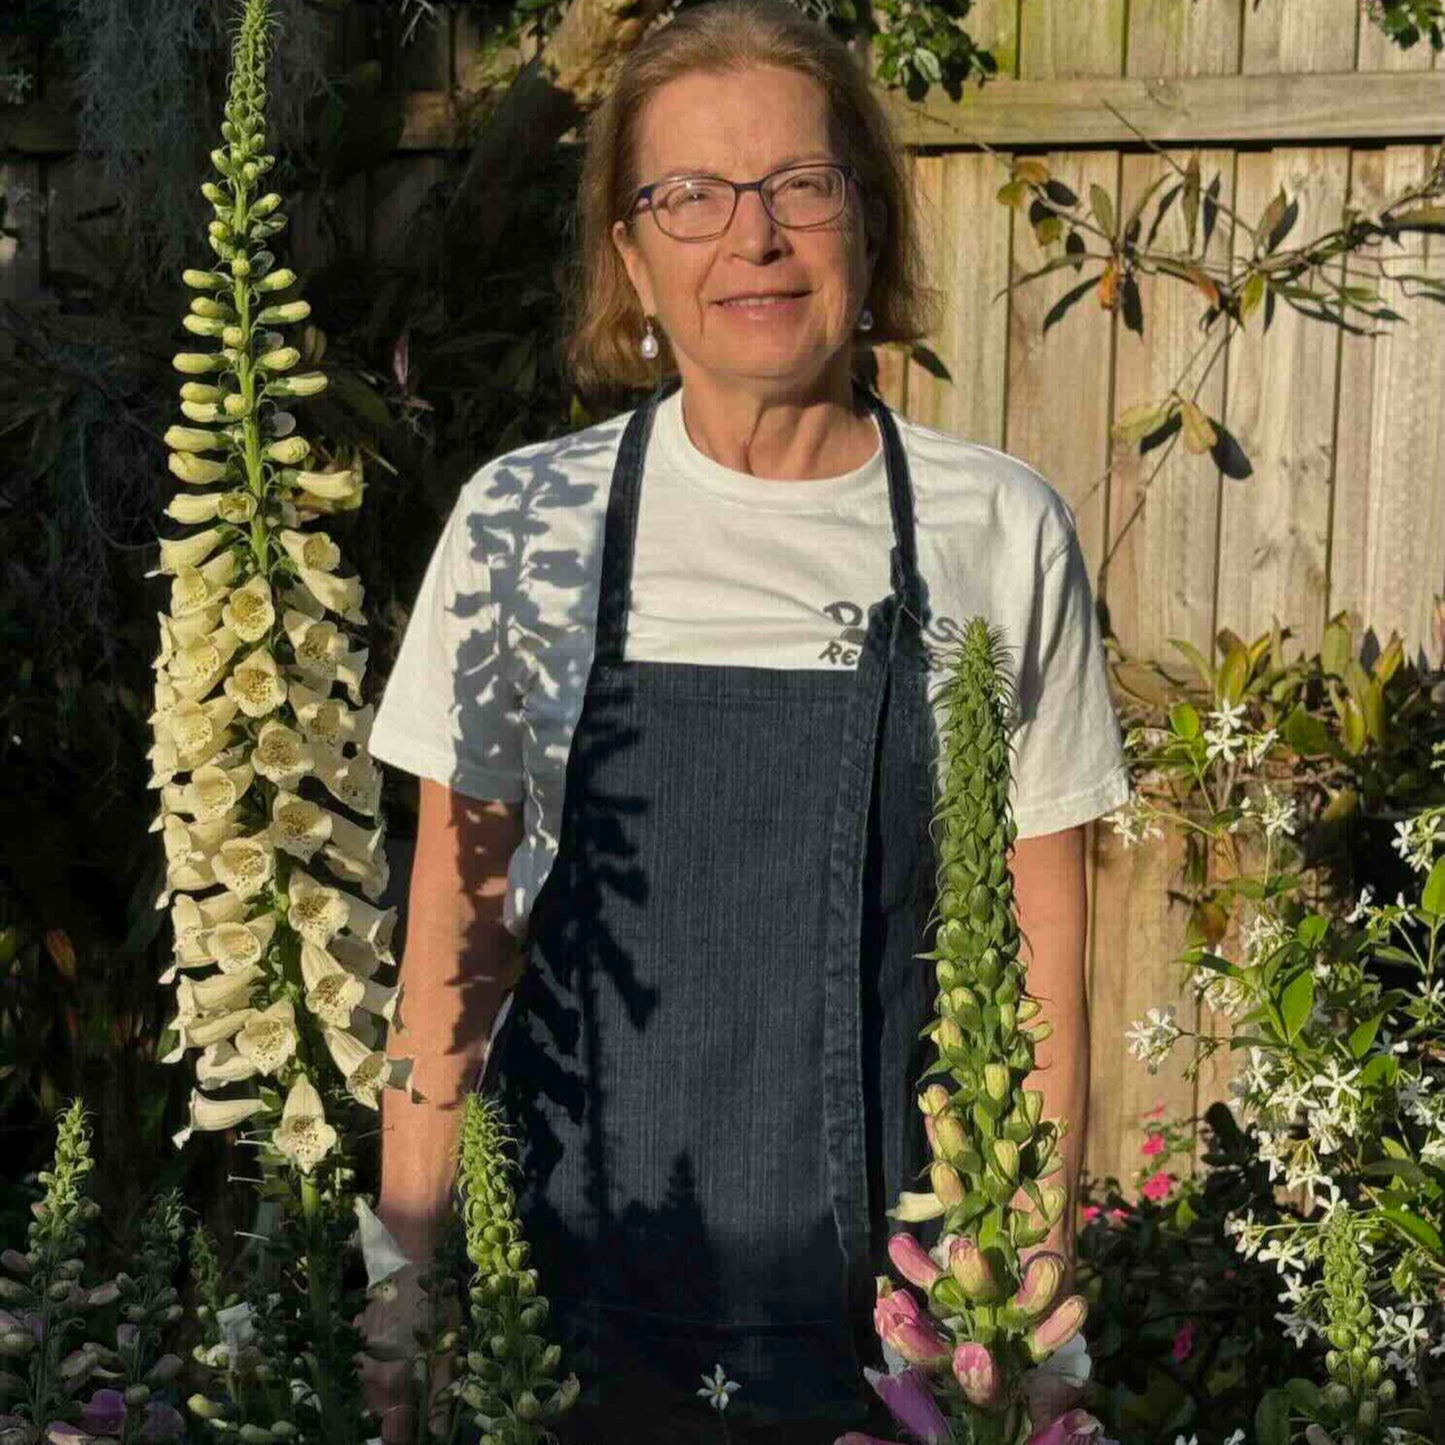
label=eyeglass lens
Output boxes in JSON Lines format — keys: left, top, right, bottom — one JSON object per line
{"left": 649, "top": 166, "right": 848, "bottom": 239}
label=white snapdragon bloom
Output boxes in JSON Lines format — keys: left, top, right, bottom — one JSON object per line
{"left": 272, "top": 1074, "right": 337, "bottom": 1174}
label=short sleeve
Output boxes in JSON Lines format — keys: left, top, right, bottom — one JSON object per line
{"left": 1007, "top": 517, "right": 1129, "bottom": 839}
{"left": 368, "top": 479, "right": 525, "bottom": 802}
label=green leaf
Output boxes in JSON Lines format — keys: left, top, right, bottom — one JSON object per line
{"left": 1254, "top": 1388, "right": 1291, "bottom": 1445}
{"left": 1381, "top": 1205, "right": 1443, "bottom": 1257}
{"left": 1348, "top": 1011, "right": 1386, "bottom": 1059}
{"left": 1295, "top": 914, "right": 1328, "bottom": 948}
{"left": 1422, "top": 858, "right": 1445, "bottom": 917}
{"left": 1169, "top": 701, "right": 1200, "bottom": 740}
{"left": 1216, "top": 645, "right": 1248, "bottom": 705}
{"left": 1280, "top": 971, "right": 1314, "bottom": 1041}
{"left": 1363, "top": 1159, "right": 1431, "bottom": 1188}
{"left": 1281, "top": 703, "right": 1331, "bottom": 756}
{"left": 1168, "top": 637, "right": 1215, "bottom": 693}
{"left": 1090, "top": 182, "right": 1115, "bottom": 237}
{"left": 1361, "top": 1054, "right": 1398, "bottom": 1089}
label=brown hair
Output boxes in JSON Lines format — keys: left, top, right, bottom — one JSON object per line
{"left": 559, "top": 0, "right": 941, "bottom": 402}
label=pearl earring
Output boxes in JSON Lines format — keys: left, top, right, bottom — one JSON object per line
{"left": 639, "top": 316, "right": 659, "bottom": 359}
{"left": 857, "top": 305, "right": 874, "bottom": 333}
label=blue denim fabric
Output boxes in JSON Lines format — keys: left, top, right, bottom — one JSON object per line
{"left": 481, "top": 373, "right": 939, "bottom": 1433}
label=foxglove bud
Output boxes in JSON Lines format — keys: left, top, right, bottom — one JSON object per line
{"left": 1039, "top": 1184, "right": 1067, "bottom": 1226}
{"left": 873, "top": 1283, "right": 951, "bottom": 1371}
{"left": 948, "top": 1237, "right": 999, "bottom": 1302}
{"left": 264, "top": 437, "right": 310, "bottom": 465}
{"left": 990, "top": 1138, "right": 1019, "bottom": 1183}
{"left": 918, "top": 1085, "right": 950, "bottom": 1117}
{"left": 887, "top": 1232, "right": 942, "bottom": 1292}
{"left": 1021, "top": 1089, "right": 1044, "bottom": 1128}
{"left": 951, "top": 1342, "right": 1001, "bottom": 1406}
{"left": 930, "top": 1161, "right": 963, "bottom": 1205}
{"left": 172, "top": 353, "right": 228, "bottom": 376}
{"left": 1025, "top": 1294, "right": 1087, "bottom": 1362}
{"left": 254, "top": 267, "right": 297, "bottom": 293}
{"left": 934, "top": 1019, "right": 963, "bottom": 1051}
{"left": 983, "top": 1062, "right": 1009, "bottom": 1104}
{"left": 1012, "top": 1251, "right": 1065, "bottom": 1319}
{"left": 933, "top": 1113, "right": 967, "bottom": 1160}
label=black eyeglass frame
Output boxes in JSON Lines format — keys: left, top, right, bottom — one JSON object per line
{"left": 622, "top": 161, "right": 864, "bottom": 239}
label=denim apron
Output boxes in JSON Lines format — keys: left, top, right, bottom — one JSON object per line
{"left": 481, "top": 372, "right": 938, "bottom": 1433}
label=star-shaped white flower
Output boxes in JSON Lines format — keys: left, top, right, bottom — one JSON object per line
{"left": 697, "top": 1362, "right": 741, "bottom": 1413}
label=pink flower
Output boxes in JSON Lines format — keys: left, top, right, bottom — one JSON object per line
{"left": 864, "top": 1366, "right": 950, "bottom": 1444}
{"left": 1141, "top": 1099, "right": 1166, "bottom": 1121}
{"left": 1140, "top": 1170, "right": 1174, "bottom": 1202}
{"left": 888, "top": 1232, "right": 942, "bottom": 1292}
{"left": 1141, "top": 1132, "right": 1166, "bottom": 1157}
{"left": 1080, "top": 1204, "right": 1101, "bottom": 1222}
{"left": 1025, "top": 1407, "right": 1118, "bottom": 1445}
{"left": 1106, "top": 1207, "right": 1129, "bottom": 1224}
{"left": 952, "top": 1342, "right": 1001, "bottom": 1406}
{"left": 1171, "top": 1320, "right": 1196, "bottom": 1363}
{"left": 874, "top": 1283, "right": 952, "bottom": 1370}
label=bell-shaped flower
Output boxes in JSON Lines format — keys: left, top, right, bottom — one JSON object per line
{"left": 289, "top": 682, "right": 375, "bottom": 755}
{"left": 79, "top": 1388, "right": 127, "bottom": 1438}
{"left": 296, "top": 567, "right": 366, "bottom": 624}
{"left": 328, "top": 929, "right": 383, "bottom": 979}
{"left": 321, "top": 837, "right": 389, "bottom": 902}
{"left": 251, "top": 719, "right": 314, "bottom": 789}
{"left": 164, "top": 491, "right": 223, "bottom": 525}
{"left": 148, "top": 526, "right": 229, "bottom": 578}
{"left": 161, "top": 761, "right": 252, "bottom": 824}
{"left": 212, "top": 834, "right": 277, "bottom": 900}
{"left": 172, "top": 1088, "right": 265, "bottom": 1149}
{"left": 171, "top": 551, "right": 237, "bottom": 617}
{"left": 312, "top": 747, "right": 382, "bottom": 817}
{"left": 169, "top": 892, "right": 247, "bottom": 969}
{"left": 279, "top": 527, "right": 341, "bottom": 574}
{"left": 888, "top": 1190, "right": 945, "bottom": 1223}
{"left": 269, "top": 791, "right": 332, "bottom": 862}
{"left": 323, "top": 1025, "right": 411, "bottom": 1109}
{"left": 290, "top": 466, "right": 359, "bottom": 503}
{"left": 195, "top": 1038, "right": 261, "bottom": 1087}
{"left": 168, "top": 451, "right": 230, "bottom": 487}
{"left": 287, "top": 870, "right": 350, "bottom": 945}
{"left": 169, "top": 625, "right": 242, "bottom": 704}
{"left": 205, "top": 913, "right": 277, "bottom": 973}
{"left": 235, "top": 998, "right": 299, "bottom": 1076}
{"left": 272, "top": 1073, "right": 337, "bottom": 1174}
{"left": 861, "top": 1366, "right": 948, "bottom": 1444}
{"left": 282, "top": 609, "right": 367, "bottom": 703}
{"left": 353, "top": 1197, "right": 411, "bottom": 1289}
{"left": 225, "top": 646, "right": 287, "bottom": 719}
{"left": 155, "top": 604, "right": 224, "bottom": 668}
{"left": 872, "top": 1281, "right": 950, "bottom": 1371}
{"left": 1025, "top": 1296, "right": 1088, "bottom": 1364}
{"left": 221, "top": 575, "right": 276, "bottom": 645}
{"left": 1022, "top": 1407, "right": 1115, "bottom": 1445}
{"left": 161, "top": 696, "right": 239, "bottom": 770}
{"left": 188, "top": 962, "right": 264, "bottom": 1015}
{"left": 887, "top": 1232, "right": 942, "bottom": 1292}
{"left": 300, "top": 941, "right": 366, "bottom": 1027}
{"left": 952, "top": 1342, "right": 1002, "bottom": 1406}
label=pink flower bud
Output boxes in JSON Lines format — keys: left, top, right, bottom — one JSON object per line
{"left": 873, "top": 1284, "right": 951, "bottom": 1371}
{"left": 948, "top": 1236, "right": 999, "bottom": 1301}
{"left": 952, "top": 1341, "right": 1001, "bottom": 1406}
{"left": 1026, "top": 1295, "right": 1088, "bottom": 1363}
{"left": 887, "top": 1233, "right": 942, "bottom": 1291}
{"left": 929, "top": 1161, "right": 964, "bottom": 1205}
{"left": 1012, "top": 1251, "right": 1066, "bottom": 1319}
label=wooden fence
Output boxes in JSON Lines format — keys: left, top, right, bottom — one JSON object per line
{"left": 3, "top": 0, "right": 1444, "bottom": 1195}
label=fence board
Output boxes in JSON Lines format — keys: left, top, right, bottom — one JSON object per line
{"left": 1241, "top": 0, "right": 1359, "bottom": 74}
{"left": 1215, "top": 147, "right": 1350, "bottom": 660}
{"left": 1331, "top": 144, "right": 1445, "bottom": 666}
{"left": 1126, "top": 0, "right": 1242, "bottom": 78}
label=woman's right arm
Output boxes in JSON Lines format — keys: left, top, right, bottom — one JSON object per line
{"left": 377, "top": 775, "right": 526, "bottom": 1263}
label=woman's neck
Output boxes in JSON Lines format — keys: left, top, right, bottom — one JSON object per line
{"left": 674, "top": 366, "right": 879, "bottom": 481}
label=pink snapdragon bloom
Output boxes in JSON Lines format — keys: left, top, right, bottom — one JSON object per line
{"left": 1140, "top": 1170, "right": 1174, "bottom": 1202}
{"left": 952, "top": 1341, "right": 1001, "bottom": 1406}
{"left": 874, "top": 1283, "right": 951, "bottom": 1370}
{"left": 863, "top": 1365, "right": 950, "bottom": 1444}
{"left": 1171, "top": 1319, "right": 1196, "bottom": 1363}
{"left": 1080, "top": 1204, "right": 1102, "bottom": 1222}
{"left": 1025, "top": 1407, "right": 1119, "bottom": 1445}
{"left": 1141, "top": 1132, "right": 1166, "bottom": 1157}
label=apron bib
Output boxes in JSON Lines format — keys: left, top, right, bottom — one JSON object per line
{"left": 480, "top": 373, "right": 939, "bottom": 1430}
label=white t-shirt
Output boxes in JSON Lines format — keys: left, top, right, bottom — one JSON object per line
{"left": 370, "top": 385, "right": 1129, "bottom": 939}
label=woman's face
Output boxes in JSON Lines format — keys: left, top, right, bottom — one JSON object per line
{"left": 610, "top": 65, "right": 878, "bottom": 389}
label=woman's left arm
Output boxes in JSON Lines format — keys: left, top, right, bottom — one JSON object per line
{"left": 1008, "top": 822, "right": 1089, "bottom": 1295}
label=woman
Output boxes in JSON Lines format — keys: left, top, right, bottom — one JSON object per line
{"left": 364, "top": 2, "right": 1129, "bottom": 1441}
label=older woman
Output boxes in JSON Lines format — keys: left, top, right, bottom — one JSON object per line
{"left": 365, "top": 2, "right": 1127, "bottom": 1442}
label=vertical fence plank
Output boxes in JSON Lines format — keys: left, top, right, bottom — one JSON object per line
{"left": 1330, "top": 145, "right": 1445, "bottom": 666}
{"left": 1240, "top": 0, "right": 1359, "bottom": 74}
{"left": 1019, "top": 0, "right": 1127, "bottom": 78}
{"left": 1214, "top": 147, "right": 1348, "bottom": 661}
{"left": 1126, "top": 0, "right": 1242, "bottom": 77}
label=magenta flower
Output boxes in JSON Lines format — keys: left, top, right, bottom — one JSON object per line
{"left": 952, "top": 1341, "right": 1002, "bottom": 1406}
{"left": 1171, "top": 1319, "right": 1196, "bottom": 1363}
{"left": 80, "top": 1389, "right": 126, "bottom": 1438}
{"left": 833, "top": 1435, "right": 901, "bottom": 1445}
{"left": 1025, "top": 1407, "right": 1118, "bottom": 1445}
{"left": 864, "top": 1365, "right": 950, "bottom": 1443}
{"left": 1106, "top": 1207, "right": 1129, "bottom": 1224}
{"left": 1141, "top": 1132, "right": 1166, "bottom": 1157}
{"left": 1080, "top": 1204, "right": 1101, "bottom": 1222}
{"left": 874, "top": 1283, "right": 951, "bottom": 1370}
{"left": 888, "top": 1232, "right": 943, "bottom": 1291}
{"left": 1140, "top": 1170, "right": 1174, "bottom": 1202}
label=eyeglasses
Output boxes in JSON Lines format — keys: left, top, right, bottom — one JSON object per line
{"left": 624, "top": 162, "right": 861, "bottom": 241}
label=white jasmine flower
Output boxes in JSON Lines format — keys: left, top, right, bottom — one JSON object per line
{"left": 1203, "top": 700, "right": 1248, "bottom": 763}
{"left": 1391, "top": 811, "right": 1442, "bottom": 874}
{"left": 1345, "top": 885, "right": 1375, "bottom": 924}
{"left": 1242, "top": 726, "right": 1278, "bottom": 768}
{"left": 1126, "top": 1005, "right": 1182, "bottom": 1074}
{"left": 697, "top": 1363, "right": 740, "bottom": 1413}
{"left": 1255, "top": 784, "right": 1296, "bottom": 840}
{"left": 272, "top": 1074, "right": 337, "bottom": 1174}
